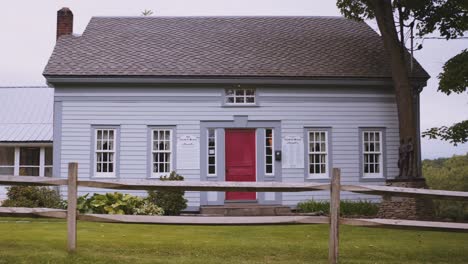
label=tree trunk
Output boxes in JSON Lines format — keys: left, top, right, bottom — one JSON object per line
{"left": 370, "top": 0, "right": 420, "bottom": 179}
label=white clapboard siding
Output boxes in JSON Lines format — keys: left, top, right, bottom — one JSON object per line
{"left": 56, "top": 86, "right": 398, "bottom": 207}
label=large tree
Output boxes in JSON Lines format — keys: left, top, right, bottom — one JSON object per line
{"left": 336, "top": 0, "right": 467, "bottom": 179}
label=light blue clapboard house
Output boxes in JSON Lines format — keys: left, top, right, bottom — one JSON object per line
{"left": 43, "top": 8, "right": 429, "bottom": 210}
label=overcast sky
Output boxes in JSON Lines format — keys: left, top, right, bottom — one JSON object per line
{"left": 0, "top": 0, "right": 466, "bottom": 159}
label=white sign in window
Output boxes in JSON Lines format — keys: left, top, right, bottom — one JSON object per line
{"left": 282, "top": 135, "right": 304, "bottom": 169}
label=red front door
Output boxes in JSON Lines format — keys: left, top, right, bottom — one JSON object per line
{"left": 225, "top": 129, "right": 256, "bottom": 201}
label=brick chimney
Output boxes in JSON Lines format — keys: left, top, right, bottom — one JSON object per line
{"left": 56, "top": 7, "right": 73, "bottom": 40}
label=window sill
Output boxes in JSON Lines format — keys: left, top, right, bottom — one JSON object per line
{"left": 150, "top": 173, "right": 171, "bottom": 179}
{"left": 360, "top": 176, "right": 385, "bottom": 182}
{"left": 222, "top": 104, "right": 260, "bottom": 108}
{"left": 93, "top": 175, "right": 117, "bottom": 179}
{"left": 306, "top": 175, "right": 330, "bottom": 181}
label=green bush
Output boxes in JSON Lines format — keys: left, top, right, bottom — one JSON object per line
{"left": 297, "top": 199, "right": 379, "bottom": 217}
{"left": 77, "top": 192, "right": 164, "bottom": 215}
{"left": 1, "top": 186, "right": 64, "bottom": 209}
{"left": 424, "top": 154, "right": 468, "bottom": 221}
{"left": 147, "top": 171, "right": 188, "bottom": 215}
{"left": 133, "top": 200, "right": 165, "bottom": 216}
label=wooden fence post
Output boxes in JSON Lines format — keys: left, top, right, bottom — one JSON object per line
{"left": 67, "top": 162, "right": 78, "bottom": 253}
{"left": 329, "top": 168, "right": 341, "bottom": 264}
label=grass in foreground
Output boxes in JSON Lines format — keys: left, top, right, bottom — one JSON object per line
{"left": 0, "top": 217, "right": 467, "bottom": 264}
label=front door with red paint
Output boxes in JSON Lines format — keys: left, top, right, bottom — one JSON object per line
{"left": 225, "top": 129, "right": 256, "bottom": 201}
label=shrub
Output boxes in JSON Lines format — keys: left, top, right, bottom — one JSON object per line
{"left": 424, "top": 155, "right": 468, "bottom": 221}
{"left": 1, "top": 186, "right": 64, "bottom": 209}
{"left": 76, "top": 192, "right": 164, "bottom": 215}
{"left": 133, "top": 200, "right": 165, "bottom": 216}
{"left": 297, "top": 199, "right": 379, "bottom": 217}
{"left": 147, "top": 171, "right": 188, "bottom": 215}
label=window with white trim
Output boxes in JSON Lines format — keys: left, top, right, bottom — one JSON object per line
{"left": 44, "top": 147, "right": 53, "bottom": 177}
{"left": 225, "top": 88, "right": 256, "bottom": 105}
{"left": 19, "top": 147, "right": 40, "bottom": 176}
{"left": 265, "top": 128, "right": 274, "bottom": 175}
{"left": 307, "top": 130, "right": 328, "bottom": 178}
{"left": 95, "top": 129, "right": 116, "bottom": 177}
{"left": 362, "top": 131, "right": 383, "bottom": 178}
{"left": 151, "top": 129, "right": 172, "bottom": 177}
{"left": 0, "top": 147, "right": 14, "bottom": 175}
{"left": 207, "top": 129, "right": 216, "bottom": 176}
{"left": 0, "top": 146, "right": 52, "bottom": 177}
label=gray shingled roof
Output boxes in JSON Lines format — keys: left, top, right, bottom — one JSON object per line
{"left": 43, "top": 16, "right": 429, "bottom": 79}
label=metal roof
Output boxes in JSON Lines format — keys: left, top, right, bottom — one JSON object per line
{"left": 0, "top": 87, "right": 53, "bottom": 142}
{"left": 44, "top": 16, "right": 429, "bottom": 80}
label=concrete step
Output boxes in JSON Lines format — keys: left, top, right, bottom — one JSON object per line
{"left": 200, "top": 204, "right": 292, "bottom": 216}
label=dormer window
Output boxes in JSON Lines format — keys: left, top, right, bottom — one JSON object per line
{"left": 225, "top": 88, "right": 256, "bottom": 105}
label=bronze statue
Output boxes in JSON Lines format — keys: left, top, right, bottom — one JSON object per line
{"left": 398, "top": 137, "right": 415, "bottom": 179}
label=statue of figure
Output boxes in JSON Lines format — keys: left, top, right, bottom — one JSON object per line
{"left": 406, "top": 137, "right": 414, "bottom": 179}
{"left": 398, "top": 138, "right": 407, "bottom": 178}
{"left": 398, "top": 137, "right": 415, "bottom": 179}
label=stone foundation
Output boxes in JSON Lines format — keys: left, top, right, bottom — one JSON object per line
{"left": 377, "top": 179, "right": 434, "bottom": 220}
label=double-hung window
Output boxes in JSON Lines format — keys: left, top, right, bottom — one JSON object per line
{"left": 44, "top": 147, "right": 53, "bottom": 177}
{"left": 265, "top": 128, "right": 274, "bottom": 175}
{"left": 207, "top": 129, "right": 216, "bottom": 176}
{"left": 151, "top": 129, "right": 172, "bottom": 177}
{"left": 0, "top": 147, "right": 15, "bottom": 175}
{"left": 19, "top": 147, "right": 40, "bottom": 176}
{"left": 225, "top": 88, "right": 256, "bottom": 105}
{"left": 307, "top": 130, "right": 329, "bottom": 178}
{"left": 362, "top": 130, "right": 383, "bottom": 178}
{"left": 95, "top": 129, "right": 116, "bottom": 177}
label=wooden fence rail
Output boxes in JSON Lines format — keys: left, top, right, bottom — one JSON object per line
{"left": 1, "top": 162, "right": 468, "bottom": 264}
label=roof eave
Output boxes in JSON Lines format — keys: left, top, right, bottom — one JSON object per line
{"left": 44, "top": 75, "right": 429, "bottom": 86}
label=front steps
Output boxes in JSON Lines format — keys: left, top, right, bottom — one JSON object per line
{"left": 200, "top": 204, "right": 292, "bottom": 216}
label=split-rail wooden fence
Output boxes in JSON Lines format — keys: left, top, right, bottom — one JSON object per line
{"left": 0, "top": 162, "right": 467, "bottom": 264}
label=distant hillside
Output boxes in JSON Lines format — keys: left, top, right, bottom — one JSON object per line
{"left": 422, "top": 154, "right": 468, "bottom": 221}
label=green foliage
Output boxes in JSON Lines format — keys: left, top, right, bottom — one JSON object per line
{"left": 133, "top": 200, "right": 165, "bottom": 216}
{"left": 77, "top": 192, "right": 164, "bottom": 216}
{"left": 438, "top": 49, "right": 468, "bottom": 95}
{"left": 336, "top": 0, "right": 374, "bottom": 21}
{"left": 147, "top": 171, "right": 188, "bottom": 215}
{"left": 423, "top": 154, "right": 468, "bottom": 221}
{"left": 141, "top": 9, "right": 153, "bottom": 16}
{"left": 423, "top": 120, "right": 468, "bottom": 145}
{"left": 297, "top": 199, "right": 379, "bottom": 217}
{"left": 424, "top": 49, "right": 468, "bottom": 145}
{"left": 337, "top": 0, "right": 468, "bottom": 40}
{"left": 1, "top": 186, "right": 64, "bottom": 209}
{"left": 405, "top": 0, "right": 468, "bottom": 39}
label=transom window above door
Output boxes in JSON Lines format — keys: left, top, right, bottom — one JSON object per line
{"left": 225, "top": 88, "right": 256, "bottom": 105}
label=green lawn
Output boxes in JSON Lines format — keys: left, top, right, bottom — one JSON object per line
{"left": 0, "top": 217, "right": 467, "bottom": 264}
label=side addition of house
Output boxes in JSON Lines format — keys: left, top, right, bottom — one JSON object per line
{"left": 43, "top": 8, "right": 429, "bottom": 210}
{"left": 0, "top": 87, "right": 54, "bottom": 200}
